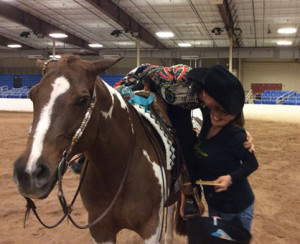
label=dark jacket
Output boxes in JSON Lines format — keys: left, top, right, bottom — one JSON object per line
{"left": 195, "top": 107, "right": 259, "bottom": 213}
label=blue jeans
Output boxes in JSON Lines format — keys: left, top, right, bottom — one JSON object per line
{"left": 208, "top": 203, "right": 254, "bottom": 232}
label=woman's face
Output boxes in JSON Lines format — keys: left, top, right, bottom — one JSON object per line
{"left": 200, "top": 91, "right": 235, "bottom": 127}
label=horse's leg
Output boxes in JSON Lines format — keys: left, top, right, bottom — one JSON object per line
{"left": 91, "top": 234, "right": 116, "bottom": 244}
{"left": 136, "top": 204, "right": 162, "bottom": 244}
{"left": 140, "top": 204, "right": 175, "bottom": 244}
{"left": 164, "top": 204, "right": 175, "bottom": 244}
{"left": 89, "top": 221, "right": 118, "bottom": 244}
{"left": 93, "top": 240, "right": 115, "bottom": 244}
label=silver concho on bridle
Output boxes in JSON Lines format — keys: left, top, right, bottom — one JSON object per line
{"left": 67, "top": 86, "right": 97, "bottom": 154}
{"left": 42, "top": 58, "right": 58, "bottom": 75}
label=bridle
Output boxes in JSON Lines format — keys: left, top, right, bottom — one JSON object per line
{"left": 24, "top": 60, "right": 136, "bottom": 229}
{"left": 42, "top": 58, "right": 58, "bottom": 75}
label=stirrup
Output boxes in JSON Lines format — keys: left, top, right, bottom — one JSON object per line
{"left": 179, "top": 183, "right": 205, "bottom": 220}
{"left": 193, "top": 185, "right": 205, "bottom": 216}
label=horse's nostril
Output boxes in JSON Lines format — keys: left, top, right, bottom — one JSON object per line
{"left": 34, "top": 164, "right": 51, "bottom": 188}
{"left": 14, "top": 158, "right": 30, "bottom": 187}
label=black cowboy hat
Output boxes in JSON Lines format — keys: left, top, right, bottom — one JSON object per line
{"left": 188, "top": 65, "right": 245, "bottom": 115}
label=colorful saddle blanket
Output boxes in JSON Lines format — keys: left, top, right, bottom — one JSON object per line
{"left": 115, "top": 64, "right": 200, "bottom": 109}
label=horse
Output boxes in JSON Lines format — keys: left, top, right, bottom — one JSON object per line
{"left": 13, "top": 55, "right": 179, "bottom": 243}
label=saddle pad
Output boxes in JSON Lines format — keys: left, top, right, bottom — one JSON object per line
{"left": 132, "top": 104, "right": 175, "bottom": 170}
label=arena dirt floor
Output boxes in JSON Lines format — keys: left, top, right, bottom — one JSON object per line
{"left": 0, "top": 110, "right": 300, "bottom": 244}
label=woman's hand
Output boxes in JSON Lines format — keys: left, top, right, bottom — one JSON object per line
{"left": 243, "top": 130, "right": 256, "bottom": 153}
{"left": 214, "top": 175, "right": 232, "bottom": 192}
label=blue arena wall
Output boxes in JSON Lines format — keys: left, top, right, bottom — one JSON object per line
{"left": 0, "top": 74, "right": 124, "bottom": 98}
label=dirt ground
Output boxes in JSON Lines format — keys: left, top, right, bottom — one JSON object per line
{"left": 0, "top": 111, "right": 300, "bottom": 244}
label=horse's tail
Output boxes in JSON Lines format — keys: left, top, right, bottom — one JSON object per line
{"left": 175, "top": 198, "right": 188, "bottom": 236}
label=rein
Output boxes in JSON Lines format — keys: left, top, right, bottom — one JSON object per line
{"left": 24, "top": 74, "right": 136, "bottom": 230}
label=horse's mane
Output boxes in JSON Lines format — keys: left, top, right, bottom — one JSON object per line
{"left": 60, "top": 54, "right": 80, "bottom": 63}
{"left": 59, "top": 54, "right": 80, "bottom": 66}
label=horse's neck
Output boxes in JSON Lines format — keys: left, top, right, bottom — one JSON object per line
{"left": 87, "top": 81, "right": 135, "bottom": 173}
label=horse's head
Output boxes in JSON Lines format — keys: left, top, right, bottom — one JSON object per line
{"left": 13, "top": 54, "right": 122, "bottom": 199}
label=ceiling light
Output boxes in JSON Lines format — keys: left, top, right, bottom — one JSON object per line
{"left": 47, "top": 41, "right": 64, "bottom": 47}
{"left": 49, "top": 55, "right": 61, "bottom": 59}
{"left": 88, "top": 43, "right": 103, "bottom": 48}
{"left": 116, "top": 41, "right": 136, "bottom": 46}
{"left": 103, "top": 55, "right": 122, "bottom": 59}
{"left": 49, "top": 33, "right": 68, "bottom": 38}
{"left": 178, "top": 43, "right": 192, "bottom": 47}
{"left": 277, "top": 28, "right": 297, "bottom": 34}
{"left": 209, "top": 0, "right": 224, "bottom": 4}
{"left": 156, "top": 31, "right": 174, "bottom": 38}
{"left": 7, "top": 44, "right": 22, "bottom": 48}
{"left": 277, "top": 40, "right": 292, "bottom": 46}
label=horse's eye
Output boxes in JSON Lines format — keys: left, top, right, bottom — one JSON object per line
{"left": 78, "top": 96, "right": 88, "bottom": 106}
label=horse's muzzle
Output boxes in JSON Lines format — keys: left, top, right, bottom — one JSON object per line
{"left": 13, "top": 156, "right": 54, "bottom": 199}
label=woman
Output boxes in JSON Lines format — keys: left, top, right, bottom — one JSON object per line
{"left": 116, "top": 63, "right": 257, "bottom": 226}
{"left": 189, "top": 65, "right": 259, "bottom": 231}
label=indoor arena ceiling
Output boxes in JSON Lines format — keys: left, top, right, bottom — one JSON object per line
{"left": 0, "top": 0, "right": 299, "bottom": 57}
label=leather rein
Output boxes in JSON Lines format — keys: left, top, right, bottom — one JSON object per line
{"left": 24, "top": 60, "right": 136, "bottom": 229}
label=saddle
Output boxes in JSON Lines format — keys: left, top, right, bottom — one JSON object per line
{"left": 131, "top": 88, "right": 180, "bottom": 193}
{"left": 132, "top": 87, "right": 204, "bottom": 217}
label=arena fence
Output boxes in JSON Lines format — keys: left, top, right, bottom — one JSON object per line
{"left": 0, "top": 74, "right": 124, "bottom": 98}
{"left": 253, "top": 90, "right": 300, "bottom": 105}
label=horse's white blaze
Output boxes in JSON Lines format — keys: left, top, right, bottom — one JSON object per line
{"left": 25, "top": 76, "right": 70, "bottom": 174}
{"left": 143, "top": 149, "right": 167, "bottom": 243}
{"left": 101, "top": 81, "right": 134, "bottom": 133}
{"left": 100, "top": 81, "right": 128, "bottom": 119}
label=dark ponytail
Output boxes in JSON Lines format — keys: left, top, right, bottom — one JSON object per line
{"left": 230, "top": 110, "right": 245, "bottom": 127}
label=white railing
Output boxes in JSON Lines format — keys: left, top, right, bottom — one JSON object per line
{"left": 245, "top": 89, "right": 253, "bottom": 103}
{"left": 276, "top": 90, "right": 295, "bottom": 104}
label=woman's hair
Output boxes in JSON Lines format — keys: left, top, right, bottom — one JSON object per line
{"left": 230, "top": 110, "right": 245, "bottom": 127}
{"left": 190, "top": 80, "right": 204, "bottom": 96}
{"left": 191, "top": 79, "right": 245, "bottom": 127}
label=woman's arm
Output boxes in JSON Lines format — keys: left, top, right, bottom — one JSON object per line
{"left": 213, "top": 127, "right": 259, "bottom": 192}
{"left": 229, "top": 152, "right": 258, "bottom": 183}
{"left": 213, "top": 152, "right": 258, "bottom": 192}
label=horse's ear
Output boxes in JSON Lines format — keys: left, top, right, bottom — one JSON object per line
{"left": 36, "top": 59, "right": 45, "bottom": 70}
{"left": 92, "top": 57, "right": 123, "bottom": 74}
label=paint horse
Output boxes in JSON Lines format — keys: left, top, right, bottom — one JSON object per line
{"left": 13, "top": 55, "right": 177, "bottom": 243}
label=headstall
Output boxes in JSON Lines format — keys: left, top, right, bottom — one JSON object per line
{"left": 42, "top": 58, "right": 58, "bottom": 75}
{"left": 24, "top": 58, "right": 98, "bottom": 228}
